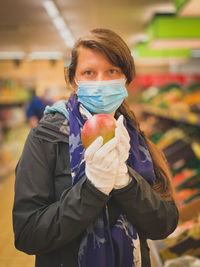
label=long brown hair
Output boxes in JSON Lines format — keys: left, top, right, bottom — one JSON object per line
{"left": 118, "top": 100, "right": 175, "bottom": 200}
{"left": 65, "top": 28, "right": 175, "bottom": 201}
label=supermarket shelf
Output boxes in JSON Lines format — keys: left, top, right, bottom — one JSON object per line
{"left": 175, "top": 172, "right": 200, "bottom": 190}
{"left": 0, "top": 101, "right": 28, "bottom": 109}
{"left": 139, "top": 104, "right": 200, "bottom": 127}
{"left": 184, "top": 191, "right": 200, "bottom": 204}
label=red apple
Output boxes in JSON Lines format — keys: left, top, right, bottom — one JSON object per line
{"left": 81, "top": 114, "right": 116, "bottom": 149}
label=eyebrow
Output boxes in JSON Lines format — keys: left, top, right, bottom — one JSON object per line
{"left": 79, "top": 65, "right": 121, "bottom": 71}
{"left": 78, "top": 67, "right": 96, "bottom": 73}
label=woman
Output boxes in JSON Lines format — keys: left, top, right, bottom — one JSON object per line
{"left": 13, "top": 28, "right": 178, "bottom": 267}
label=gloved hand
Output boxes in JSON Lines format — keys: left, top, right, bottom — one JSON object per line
{"left": 85, "top": 135, "right": 119, "bottom": 195}
{"left": 114, "top": 115, "right": 131, "bottom": 189}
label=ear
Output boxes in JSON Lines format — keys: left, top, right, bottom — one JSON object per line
{"left": 71, "top": 78, "right": 78, "bottom": 92}
{"left": 64, "top": 67, "right": 70, "bottom": 84}
{"left": 125, "top": 80, "right": 129, "bottom": 89}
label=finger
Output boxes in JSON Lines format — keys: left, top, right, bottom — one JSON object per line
{"left": 117, "top": 115, "right": 127, "bottom": 132}
{"left": 118, "top": 143, "right": 130, "bottom": 161}
{"left": 117, "top": 119, "right": 130, "bottom": 141}
{"left": 115, "top": 124, "right": 130, "bottom": 149}
{"left": 115, "top": 126, "right": 120, "bottom": 141}
{"left": 116, "top": 114, "right": 124, "bottom": 125}
{"left": 95, "top": 136, "right": 118, "bottom": 159}
{"left": 85, "top": 136, "right": 103, "bottom": 161}
{"left": 101, "top": 149, "right": 119, "bottom": 169}
{"left": 120, "top": 130, "right": 130, "bottom": 146}
{"left": 117, "top": 115, "right": 129, "bottom": 134}
{"left": 115, "top": 126, "right": 130, "bottom": 161}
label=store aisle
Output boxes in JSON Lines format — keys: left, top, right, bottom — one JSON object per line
{"left": 0, "top": 175, "right": 34, "bottom": 267}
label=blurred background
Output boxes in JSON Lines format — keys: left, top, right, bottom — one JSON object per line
{"left": 0, "top": 0, "right": 200, "bottom": 266}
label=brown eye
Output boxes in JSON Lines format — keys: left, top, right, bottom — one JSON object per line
{"left": 109, "top": 69, "right": 117, "bottom": 74}
{"left": 84, "top": 70, "right": 93, "bottom": 75}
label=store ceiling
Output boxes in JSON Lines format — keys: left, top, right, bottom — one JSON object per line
{"left": 0, "top": 0, "right": 176, "bottom": 59}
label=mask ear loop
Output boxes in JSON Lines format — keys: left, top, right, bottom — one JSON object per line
{"left": 74, "top": 79, "right": 79, "bottom": 86}
{"left": 72, "top": 78, "right": 78, "bottom": 96}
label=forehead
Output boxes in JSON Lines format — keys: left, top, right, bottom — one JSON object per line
{"left": 76, "top": 47, "right": 116, "bottom": 68}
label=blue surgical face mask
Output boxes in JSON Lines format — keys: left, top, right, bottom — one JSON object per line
{"left": 76, "top": 78, "right": 128, "bottom": 114}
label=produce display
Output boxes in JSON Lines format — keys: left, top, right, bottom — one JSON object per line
{"left": 164, "top": 255, "right": 200, "bottom": 267}
{"left": 160, "top": 216, "right": 200, "bottom": 262}
{"left": 150, "top": 125, "right": 200, "bottom": 208}
{"left": 131, "top": 81, "right": 200, "bottom": 265}
{"left": 135, "top": 83, "right": 200, "bottom": 127}
{"left": 138, "top": 83, "right": 200, "bottom": 112}
{"left": 0, "top": 87, "right": 29, "bottom": 180}
{"left": 81, "top": 114, "right": 116, "bottom": 149}
{"left": 0, "top": 124, "right": 29, "bottom": 179}
{"left": 0, "top": 79, "right": 31, "bottom": 104}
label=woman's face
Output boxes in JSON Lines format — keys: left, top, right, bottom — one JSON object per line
{"left": 73, "top": 47, "right": 126, "bottom": 89}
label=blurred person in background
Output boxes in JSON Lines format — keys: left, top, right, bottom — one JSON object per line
{"left": 13, "top": 29, "right": 178, "bottom": 267}
{"left": 26, "top": 88, "right": 54, "bottom": 127}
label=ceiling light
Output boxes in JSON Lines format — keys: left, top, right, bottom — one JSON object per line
{"left": 64, "top": 39, "right": 74, "bottom": 48}
{"left": 0, "top": 51, "right": 25, "bottom": 60}
{"left": 27, "top": 51, "right": 63, "bottom": 60}
{"left": 43, "top": 1, "right": 59, "bottom": 18}
{"left": 64, "top": 39, "right": 75, "bottom": 49}
{"left": 60, "top": 29, "right": 75, "bottom": 48}
{"left": 60, "top": 29, "right": 73, "bottom": 40}
{"left": 60, "top": 28, "right": 75, "bottom": 48}
{"left": 42, "top": 0, "right": 75, "bottom": 49}
{"left": 53, "top": 16, "right": 66, "bottom": 31}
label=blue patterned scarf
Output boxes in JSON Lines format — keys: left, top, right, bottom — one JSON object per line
{"left": 67, "top": 94, "right": 156, "bottom": 267}
{"left": 45, "top": 94, "right": 156, "bottom": 267}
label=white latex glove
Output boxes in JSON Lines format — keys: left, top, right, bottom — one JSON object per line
{"left": 114, "top": 115, "right": 131, "bottom": 189}
{"left": 85, "top": 135, "right": 119, "bottom": 195}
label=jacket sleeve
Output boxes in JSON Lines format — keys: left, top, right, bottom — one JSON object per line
{"left": 112, "top": 167, "right": 179, "bottom": 240}
{"left": 13, "top": 129, "right": 109, "bottom": 255}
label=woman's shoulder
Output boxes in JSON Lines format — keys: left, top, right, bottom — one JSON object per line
{"left": 32, "top": 111, "right": 69, "bottom": 143}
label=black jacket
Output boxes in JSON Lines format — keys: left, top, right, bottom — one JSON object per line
{"left": 13, "top": 111, "right": 179, "bottom": 267}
